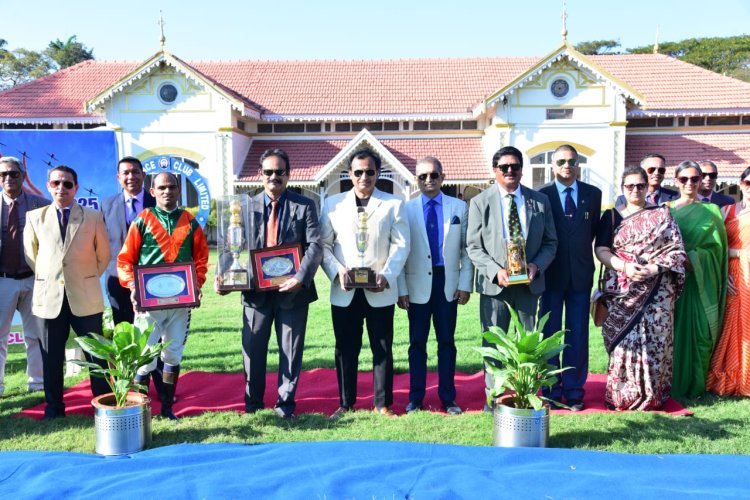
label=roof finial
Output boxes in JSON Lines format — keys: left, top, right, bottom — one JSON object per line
{"left": 561, "top": 0, "right": 568, "bottom": 43}
{"left": 158, "top": 11, "right": 166, "bottom": 51}
{"left": 653, "top": 25, "right": 660, "bottom": 54}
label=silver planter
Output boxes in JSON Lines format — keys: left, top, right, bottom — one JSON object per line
{"left": 493, "top": 398, "right": 549, "bottom": 448}
{"left": 92, "top": 392, "right": 152, "bottom": 456}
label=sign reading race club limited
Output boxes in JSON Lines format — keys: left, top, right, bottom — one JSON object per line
{"left": 142, "top": 155, "right": 211, "bottom": 228}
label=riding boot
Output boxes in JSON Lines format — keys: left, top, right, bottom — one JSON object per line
{"left": 134, "top": 373, "right": 151, "bottom": 396}
{"left": 152, "top": 358, "right": 166, "bottom": 402}
{"left": 160, "top": 364, "right": 180, "bottom": 421}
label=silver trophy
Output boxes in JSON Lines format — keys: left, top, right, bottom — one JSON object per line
{"left": 347, "top": 207, "right": 376, "bottom": 288}
{"left": 217, "top": 195, "right": 251, "bottom": 290}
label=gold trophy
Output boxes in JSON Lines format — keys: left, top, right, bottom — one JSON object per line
{"left": 505, "top": 236, "right": 530, "bottom": 285}
{"left": 347, "top": 207, "right": 377, "bottom": 288}
{"left": 217, "top": 196, "right": 251, "bottom": 290}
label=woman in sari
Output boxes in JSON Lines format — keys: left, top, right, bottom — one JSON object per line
{"left": 595, "top": 166, "right": 687, "bottom": 410}
{"left": 668, "top": 160, "right": 728, "bottom": 398}
{"left": 707, "top": 167, "right": 750, "bottom": 396}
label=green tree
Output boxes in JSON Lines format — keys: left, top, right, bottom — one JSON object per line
{"left": 574, "top": 39, "right": 621, "bottom": 55}
{"left": 629, "top": 35, "right": 750, "bottom": 81}
{"left": 0, "top": 48, "right": 53, "bottom": 89}
{"left": 45, "top": 35, "right": 94, "bottom": 69}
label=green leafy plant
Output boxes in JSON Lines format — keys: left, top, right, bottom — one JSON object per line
{"left": 73, "top": 317, "right": 167, "bottom": 407}
{"left": 477, "top": 304, "right": 569, "bottom": 411}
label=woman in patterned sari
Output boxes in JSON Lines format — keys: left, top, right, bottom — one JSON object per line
{"left": 668, "top": 160, "right": 728, "bottom": 398}
{"left": 595, "top": 166, "right": 687, "bottom": 410}
{"left": 707, "top": 167, "right": 750, "bottom": 396}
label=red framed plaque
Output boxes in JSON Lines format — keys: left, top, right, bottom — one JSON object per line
{"left": 134, "top": 261, "right": 200, "bottom": 311}
{"left": 250, "top": 243, "right": 302, "bottom": 291}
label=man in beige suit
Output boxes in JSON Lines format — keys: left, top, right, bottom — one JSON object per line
{"left": 24, "top": 166, "right": 111, "bottom": 420}
{"left": 320, "top": 149, "right": 410, "bottom": 418}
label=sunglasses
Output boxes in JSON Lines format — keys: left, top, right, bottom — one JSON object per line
{"left": 677, "top": 175, "right": 701, "bottom": 185}
{"left": 647, "top": 167, "right": 667, "bottom": 175}
{"left": 49, "top": 179, "right": 75, "bottom": 189}
{"left": 555, "top": 159, "right": 577, "bottom": 167}
{"left": 262, "top": 169, "right": 287, "bottom": 177}
{"left": 353, "top": 169, "right": 376, "bottom": 178}
{"left": 0, "top": 171, "right": 21, "bottom": 179}
{"left": 623, "top": 183, "right": 647, "bottom": 191}
{"left": 741, "top": 179, "right": 750, "bottom": 187}
{"left": 702, "top": 172, "right": 718, "bottom": 180}
{"left": 494, "top": 163, "right": 522, "bottom": 173}
{"left": 417, "top": 172, "right": 440, "bottom": 181}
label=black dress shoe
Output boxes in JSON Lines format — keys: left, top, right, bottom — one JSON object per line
{"left": 442, "top": 401, "right": 462, "bottom": 415}
{"left": 274, "top": 407, "right": 296, "bottom": 420}
{"left": 42, "top": 411, "right": 65, "bottom": 422}
{"left": 405, "top": 401, "right": 422, "bottom": 414}
{"left": 330, "top": 406, "right": 353, "bottom": 420}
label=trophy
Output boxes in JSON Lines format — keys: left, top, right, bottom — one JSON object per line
{"left": 347, "top": 207, "right": 377, "bottom": 288}
{"left": 505, "top": 236, "right": 530, "bottom": 285}
{"left": 217, "top": 195, "right": 251, "bottom": 291}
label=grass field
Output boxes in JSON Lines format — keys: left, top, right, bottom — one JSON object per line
{"left": 1, "top": 251, "right": 749, "bottom": 454}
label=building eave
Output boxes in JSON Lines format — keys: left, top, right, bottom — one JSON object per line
{"left": 628, "top": 108, "right": 750, "bottom": 118}
{"left": 0, "top": 116, "right": 106, "bottom": 125}
{"left": 260, "top": 113, "right": 475, "bottom": 123}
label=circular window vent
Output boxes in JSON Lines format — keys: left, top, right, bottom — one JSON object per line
{"left": 158, "top": 82, "right": 178, "bottom": 104}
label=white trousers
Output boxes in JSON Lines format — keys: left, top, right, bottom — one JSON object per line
{"left": 136, "top": 308, "right": 190, "bottom": 375}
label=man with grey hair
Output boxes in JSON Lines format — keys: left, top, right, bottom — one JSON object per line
{"left": 698, "top": 160, "right": 734, "bottom": 207}
{"left": 0, "top": 156, "right": 49, "bottom": 397}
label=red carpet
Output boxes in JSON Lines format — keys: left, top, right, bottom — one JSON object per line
{"left": 19, "top": 370, "right": 691, "bottom": 419}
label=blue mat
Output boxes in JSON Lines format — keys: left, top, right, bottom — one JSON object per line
{"left": 1, "top": 441, "right": 748, "bottom": 498}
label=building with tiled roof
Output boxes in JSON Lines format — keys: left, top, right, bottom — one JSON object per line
{"left": 2, "top": 39, "right": 750, "bottom": 207}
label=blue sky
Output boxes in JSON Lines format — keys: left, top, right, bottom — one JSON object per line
{"left": 1, "top": 0, "right": 748, "bottom": 61}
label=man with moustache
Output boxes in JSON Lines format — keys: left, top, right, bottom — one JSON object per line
{"left": 397, "top": 156, "right": 473, "bottom": 415}
{"left": 117, "top": 172, "right": 208, "bottom": 420}
{"left": 697, "top": 160, "right": 734, "bottom": 207}
{"left": 538, "top": 145, "right": 601, "bottom": 411}
{"left": 23, "top": 166, "right": 111, "bottom": 420}
{"left": 616, "top": 154, "right": 677, "bottom": 207}
{"left": 466, "top": 146, "right": 557, "bottom": 410}
{"left": 216, "top": 148, "right": 322, "bottom": 419}
{"left": 320, "top": 149, "right": 409, "bottom": 418}
{"left": 0, "top": 157, "right": 49, "bottom": 397}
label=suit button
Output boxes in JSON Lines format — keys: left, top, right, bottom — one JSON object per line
{"left": 59, "top": 280, "right": 65, "bottom": 285}
{"left": 428, "top": 272, "right": 432, "bottom": 276}
{"left": 427, "top": 255, "right": 431, "bottom": 259}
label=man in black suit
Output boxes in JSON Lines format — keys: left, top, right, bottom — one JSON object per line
{"left": 216, "top": 149, "right": 322, "bottom": 419}
{"left": 615, "top": 154, "right": 677, "bottom": 208}
{"left": 102, "top": 156, "right": 155, "bottom": 325}
{"left": 538, "top": 145, "right": 601, "bottom": 411}
{"left": 698, "top": 160, "right": 735, "bottom": 207}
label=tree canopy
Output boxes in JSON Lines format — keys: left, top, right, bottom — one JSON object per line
{"left": 45, "top": 36, "right": 94, "bottom": 69}
{"left": 574, "top": 39, "right": 621, "bottom": 55}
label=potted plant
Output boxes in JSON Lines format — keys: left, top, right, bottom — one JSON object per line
{"left": 73, "top": 317, "right": 167, "bottom": 456}
{"left": 477, "top": 305, "right": 569, "bottom": 448}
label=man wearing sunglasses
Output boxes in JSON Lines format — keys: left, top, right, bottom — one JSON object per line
{"left": 216, "top": 148, "right": 322, "bottom": 420}
{"left": 538, "top": 145, "right": 602, "bottom": 411}
{"left": 0, "top": 157, "right": 49, "bottom": 398}
{"left": 698, "top": 160, "right": 734, "bottom": 208}
{"left": 615, "top": 154, "right": 677, "bottom": 208}
{"left": 23, "top": 166, "right": 111, "bottom": 420}
{"left": 467, "top": 146, "right": 557, "bottom": 410}
{"left": 320, "top": 149, "right": 409, "bottom": 418}
{"left": 396, "top": 157, "right": 473, "bottom": 415}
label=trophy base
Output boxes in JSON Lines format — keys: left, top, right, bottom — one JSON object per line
{"left": 218, "top": 270, "right": 251, "bottom": 291}
{"left": 507, "top": 273, "right": 530, "bottom": 286}
{"left": 347, "top": 267, "right": 377, "bottom": 289}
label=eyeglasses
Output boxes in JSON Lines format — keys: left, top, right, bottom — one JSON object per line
{"left": 49, "top": 179, "right": 75, "bottom": 189}
{"left": 555, "top": 159, "right": 577, "bottom": 167}
{"left": 494, "top": 163, "right": 522, "bottom": 173}
{"left": 677, "top": 175, "right": 701, "bottom": 185}
{"left": 646, "top": 167, "right": 667, "bottom": 175}
{"left": 0, "top": 171, "right": 21, "bottom": 179}
{"left": 353, "top": 169, "right": 376, "bottom": 178}
{"left": 741, "top": 179, "right": 750, "bottom": 187}
{"left": 623, "top": 183, "right": 647, "bottom": 191}
{"left": 262, "top": 169, "right": 287, "bottom": 177}
{"left": 702, "top": 172, "right": 718, "bottom": 180}
{"left": 417, "top": 172, "right": 440, "bottom": 181}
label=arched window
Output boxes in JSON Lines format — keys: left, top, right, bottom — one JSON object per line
{"left": 529, "top": 151, "right": 589, "bottom": 188}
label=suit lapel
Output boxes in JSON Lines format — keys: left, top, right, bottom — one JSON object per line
{"left": 487, "top": 188, "right": 505, "bottom": 259}
{"left": 572, "top": 183, "right": 588, "bottom": 227}
{"left": 364, "top": 189, "right": 383, "bottom": 220}
{"left": 63, "top": 204, "right": 83, "bottom": 254}
{"left": 43, "top": 205, "right": 65, "bottom": 250}
{"left": 440, "top": 195, "right": 451, "bottom": 253}
{"left": 521, "top": 186, "right": 535, "bottom": 235}
{"left": 115, "top": 193, "right": 127, "bottom": 238}
{"left": 251, "top": 194, "right": 264, "bottom": 249}
{"left": 413, "top": 198, "right": 430, "bottom": 249}
{"left": 279, "top": 195, "right": 295, "bottom": 244}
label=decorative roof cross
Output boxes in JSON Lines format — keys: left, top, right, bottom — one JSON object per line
{"left": 561, "top": 0, "right": 568, "bottom": 43}
{"left": 159, "top": 11, "right": 166, "bottom": 50}
{"left": 653, "top": 25, "right": 660, "bottom": 54}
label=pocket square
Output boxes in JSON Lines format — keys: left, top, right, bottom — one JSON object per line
{"left": 451, "top": 216, "right": 461, "bottom": 224}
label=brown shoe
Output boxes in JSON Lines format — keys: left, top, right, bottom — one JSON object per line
{"left": 373, "top": 406, "right": 397, "bottom": 417}
{"left": 330, "top": 406, "right": 353, "bottom": 420}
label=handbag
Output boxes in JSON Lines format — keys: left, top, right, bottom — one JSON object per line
{"left": 590, "top": 209, "right": 616, "bottom": 326}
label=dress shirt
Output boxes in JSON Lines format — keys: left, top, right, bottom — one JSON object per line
{"left": 497, "top": 184, "right": 528, "bottom": 240}
{"left": 554, "top": 179, "right": 578, "bottom": 208}
{"left": 1, "top": 193, "right": 31, "bottom": 274}
{"left": 124, "top": 190, "right": 145, "bottom": 225}
{"left": 264, "top": 191, "right": 287, "bottom": 242}
{"left": 421, "top": 192, "right": 444, "bottom": 266}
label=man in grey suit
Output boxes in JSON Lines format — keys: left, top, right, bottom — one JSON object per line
{"left": 467, "top": 146, "right": 557, "bottom": 410}
{"left": 102, "top": 156, "right": 155, "bottom": 325}
{"left": 698, "top": 160, "right": 735, "bottom": 207}
{"left": 615, "top": 154, "right": 677, "bottom": 208}
{"left": 216, "top": 149, "right": 322, "bottom": 419}
{"left": 0, "top": 157, "right": 49, "bottom": 397}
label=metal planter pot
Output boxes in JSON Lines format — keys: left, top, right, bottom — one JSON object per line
{"left": 493, "top": 397, "right": 549, "bottom": 448}
{"left": 92, "top": 392, "right": 152, "bottom": 456}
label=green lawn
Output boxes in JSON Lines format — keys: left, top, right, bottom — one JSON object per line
{"left": 1, "top": 251, "right": 749, "bottom": 454}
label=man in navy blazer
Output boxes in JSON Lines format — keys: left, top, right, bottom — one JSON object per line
{"left": 538, "top": 145, "right": 602, "bottom": 411}
{"left": 698, "top": 160, "right": 735, "bottom": 207}
{"left": 615, "top": 154, "right": 677, "bottom": 208}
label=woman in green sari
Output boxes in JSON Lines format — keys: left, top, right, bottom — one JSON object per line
{"left": 669, "top": 160, "right": 728, "bottom": 398}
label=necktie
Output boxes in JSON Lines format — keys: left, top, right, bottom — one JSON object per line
{"left": 426, "top": 199, "right": 440, "bottom": 263}
{"left": 59, "top": 208, "right": 70, "bottom": 242}
{"left": 127, "top": 198, "right": 138, "bottom": 225}
{"left": 647, "top": 192, "right": 657, "bottom": 205}
{"left": 506, "top": 193, "right": 522, "bottom": 240}
{"left": 564, "top": 187, "right": 576, "bottom": 223}
{"left": 266, "top": 199, "right": 279, "bottom": 247}
{"left": 3, "top": 200, "right": 21, "bottom": 271}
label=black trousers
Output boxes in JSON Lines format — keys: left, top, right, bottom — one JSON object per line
{"left": 331, "top": 289, "right": 394, "bottom": 409}
{"left": 40, "top": 295, "right": 109, "bottom": 416}
{"left": 106, "top": 275, "right": 135, "bottom": 325}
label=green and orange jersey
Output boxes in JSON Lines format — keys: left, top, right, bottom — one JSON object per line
{"left": 117, "top": 206, "right": 209, "bottom": 289}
